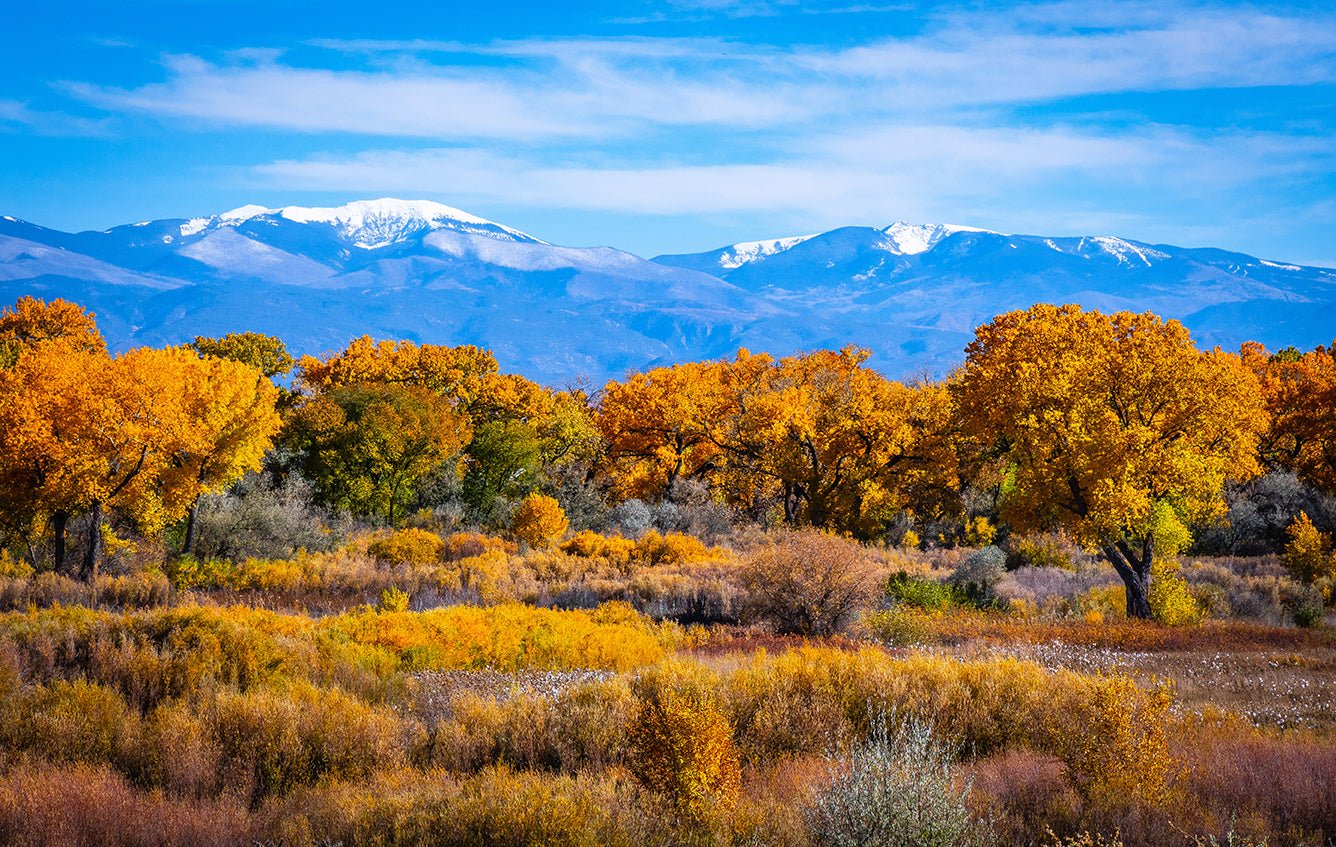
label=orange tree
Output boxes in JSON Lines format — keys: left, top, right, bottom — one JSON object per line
{"left": 596, "top": 359, "right": 727, "bottom": 501}
{"left": 598, "top": 347, "right": 956, "bottom": 536}
{"left": 0, "top": 295, "right": 105, "bottom": 364}
{"left": 1241, "top": 340, "right": 1336, "bottom": 492}
{"left": 953, "top": 304, "right": 1266, "bottom": 618}
{"left": 705, "top": 347, "right": 956, "bottom": 534}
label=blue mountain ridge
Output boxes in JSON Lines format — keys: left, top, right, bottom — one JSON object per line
{"left": 2, "top": 201, "right": 1333, "bottom": 385}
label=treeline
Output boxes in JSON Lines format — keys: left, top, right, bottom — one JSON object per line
{"left": 1, "top": 297, "right": 1334, "bottom": 616}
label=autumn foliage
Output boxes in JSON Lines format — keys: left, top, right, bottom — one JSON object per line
{"left": 954, "top": 305, "right": 1268, "bottom": 617}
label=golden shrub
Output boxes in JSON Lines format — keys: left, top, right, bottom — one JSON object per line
{"left": 629, "top": 676, "right": 740, "bottom": 825}
{"left": 3, "top": 679, "right": 136, "bottom": 766}
{"left": 631, "top": 530, "right": 719, "bottom": 567}
{"left": 1283, "top": 512, "right": 1336, "bottom": 585}
{"left": 512, "top": 494, "right": 570, "bottom": 549}
{"left": 561, "top": 530, "right": 637, "bottom": 572}
{"left": 366, "top": 528, "right": 444, "bottom": 566}
{"left": 1148, "top": 560, "right": 1204, "bottom": 626}
{"left": 964, "top": 516, "right": 997, "bottom": 547}
{"left": 442, "top": 531, "right": 518, "bottom": 561}
{"left": 1050, "top": 675, "right": 1176, "bottom": 807}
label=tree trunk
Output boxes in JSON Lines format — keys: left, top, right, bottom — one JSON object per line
{"left": 52, "top": 510, "right": 69, "bottom": 574}
{"left": 182, "top": 498, "right": 199, "bottom": 556}
{"left": 81, "top": 500, "right": 103, "bottom": 582}
{"left": 1102, "top": 534, "right": 1155, "bottom": 620}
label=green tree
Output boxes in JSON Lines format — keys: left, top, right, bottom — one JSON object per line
{"left": 284, "top": 383, "right": 470, "bottom": 525}
{"left": 461, "top": 420, "right": 542, "bottom": 521}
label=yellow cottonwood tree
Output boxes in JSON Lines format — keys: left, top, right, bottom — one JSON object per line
{"left": 1241, "top": 341, "right": 1336, "bottom": 492}
{"left": 597, "top": 360, "right": 729, "bottom": 501}
{"left": 167, "top": 350, "right": 283, "bottom": 554}
{"left": 0, "top": 296, "right": 105, "bottom": 363}
{"left": 954, "top": 304, "right": 1267, "bottom": 618}
{"left": 598, "top": 348, "right": 956, "bottom": 535}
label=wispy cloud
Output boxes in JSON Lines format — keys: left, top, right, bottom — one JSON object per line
{"left": 247, "top": 124, "right": 1329, "bottom": 231}
{"left": 66, "top": 5, "right": 1336, "bottom": 140}
{"left": 0, "top": 99, "right": 112, "bottom": 136}
{"left": 46, "top": 0, "right": 1336, "bottom": 256}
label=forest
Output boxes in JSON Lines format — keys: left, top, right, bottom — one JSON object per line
{"left": 0, "top": 294, "right": 1332, "bottom": 847}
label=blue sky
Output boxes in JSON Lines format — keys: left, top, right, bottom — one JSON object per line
{"left": 3, "top": 0, "right": 1335, "bottom": 264}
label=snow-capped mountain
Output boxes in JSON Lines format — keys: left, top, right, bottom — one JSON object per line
{"left": 176, "top": 199, "right": 542, "bottom": 249}
{"left": 2, "top": 200, "right": 1333, "bottom": 383}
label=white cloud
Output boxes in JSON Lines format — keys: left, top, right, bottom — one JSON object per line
{"left": 247, "top": 123, "right": 1327, "bottom": 230}
{"left": 0, "top": 99, "right": 112, "bottom": 136}
{"left": 64, "top": 5, "right": 1336, "bottom": 141}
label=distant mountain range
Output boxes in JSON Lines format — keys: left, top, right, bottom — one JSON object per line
{"left": 3, "top": 198, "right": 1333, "bottom": 384}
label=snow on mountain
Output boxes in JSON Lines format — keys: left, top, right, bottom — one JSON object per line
{"left": 717, "top": 235, "right": 819, "bottom": 269}
{"left": 177, "top": 199, "right": 542, "bottom": 249}
{"left": 879, "top": 222, "right": 993, "bottom": 255}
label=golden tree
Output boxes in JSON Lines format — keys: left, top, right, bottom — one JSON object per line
{"left": 167, "top": 350, "right": 283, "bottom": 554}
{"left": 511, "top": 493, "right": 569, "bottom": 549}
{"left": 709, "top": 347, "right": 957, "bottom": 533}
{"left": 190, "top": 332, "right": 294, "bottom": 378}
{"left": 599, "top": 347, "right": 956, "bottom": 536}
{"left": 954, "top": 304, "right": 1267, "bottom": 618}
{"left": 1241, "top": 341, "right": 1336, "bottom": 492}
{"left": 596, "top": 360, "right": 728, "bottom": 501}
{"left": 0, "top": 296, "right": 105, "bottom": 362}
{"left": 0, "top": 344, "right": 213, "bottom": 575}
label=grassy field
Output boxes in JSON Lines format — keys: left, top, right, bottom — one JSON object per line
{"left": 0, "top": 528, "right": 1331, "bottom": 847}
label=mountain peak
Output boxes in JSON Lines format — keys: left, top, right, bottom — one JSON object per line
{"left": 180, "top": 198, "right": 542, "bottom": 248}
{"left": 879, "top": 221, "right": 996, "bottom": 255}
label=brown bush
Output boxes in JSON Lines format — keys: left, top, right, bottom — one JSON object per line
{"left": 740, "top": 530, "right": 880, "bottom": 636}
{"left": 0, "top": 763, "right": 254, "bottom": 847}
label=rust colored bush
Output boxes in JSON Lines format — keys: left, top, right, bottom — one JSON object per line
{"left": 740, "top": 530, "right": 880, "bottom": 636}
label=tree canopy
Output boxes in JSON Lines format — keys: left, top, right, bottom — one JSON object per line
{"left": 953, "top": 304, "right": 1268, "bottom": 617}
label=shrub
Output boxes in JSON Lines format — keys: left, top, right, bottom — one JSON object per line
{"left": 741, "top": 531, "right": 880, "bottom": 636}
{"left": 1008, "top": 533, "right": 1079, "bottom": 571}
{"left": 512, "top": 494, "right": 570, "bottom": 549}
{"left": 1283, "top": 511, "right": 1336, "bottom": 585}
{"left": 609, "top": 499, "right": 654, "bottom": 538}
{"left": 1052, "top": 675, "right": 1175, "bottom": 808}
{"left": 949, "top": 546, "right": 1007, "bottom": 606}
{"left": 963, "top": 517, "right": 997, "bottom": 548}
{"left": 209, "top": 683, "right": 404, "bottom": 805}
{"left": 885, "top": 571, "right": 958, "bottom": 611}
{"left": 1148, "top": 560, "right": 1204, "bottom": 626}
{"left": 1283, "top": 582, "right": 1326, "bottom": 627}
{"left": 441, "top": 531, "right": 517, "bottom": 561}
{"left": 378, "top": 586, "right": 411, "bottom": 612}
{"left": 560, "top": 531, "right": 636, "bottom": 572}
{"left": 865, "top": 608, "right": 941, "bottom": 647}
{"left": 900, "top": 529, "right": 922, "bottom": 550}
{"left": 367, "top": 528, "right": 444, "bottom": 566}
{"left": 804, "top": 718, "right": 989, "bottom": 847}
{"left": 632, "top": 530, "right": 719, "bottom": 567}
{"left": 629, "top": 680, "right": 740, "bottom": 826}
{"left": 3, "top": 679, "right": 136, "bottom": 766}
{"left": 191, "top": 472, "right": 340, "bottom": 561}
